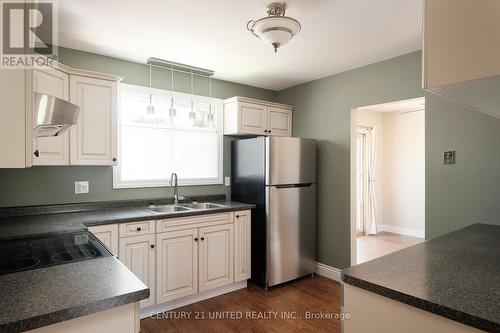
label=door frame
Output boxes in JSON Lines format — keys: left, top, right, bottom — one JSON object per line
{"left": 355, "top": 128, "right": 369, "bottom": 237}
{"left": 350, "top": 108, "right": 358, "bottom": 266}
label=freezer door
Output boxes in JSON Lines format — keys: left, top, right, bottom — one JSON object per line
{"left": 266, "top": 184, "right": 316, "bottom": 286}
{"left": 266, "top": 137, "right": 316, "bottom": 185}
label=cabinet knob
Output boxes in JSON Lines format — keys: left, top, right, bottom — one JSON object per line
{"left": 136, "top": 227, "right": 142, "bottom": 231}
{"left": 112, "top": 157, "right": 117, "bottom": 162}
{"left": 264, "top": 130, "right": 268, "bottom": 133}
{"left": 236, "top": 215, "right": 240, "bottom": 218}
{"left": 268, "top": 130, "right": 272, "bottom": 133}
{"left": 200, "top": 237, "right": 205, "bottom": 241}
{"left": 150, "top": 244, "right": 155, "bottom": 249}
{"left": 194, "top": 237, "right": 199, "bottom": 242}
{"left": 34, "top": 150, "right": 39, "bottom": 157}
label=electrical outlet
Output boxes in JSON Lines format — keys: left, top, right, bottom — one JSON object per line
{"left": 75, "top": 181, "right": 89, "bottom": 194}
{"left": 225, "top": 177, "right": 231, "bottom": 186}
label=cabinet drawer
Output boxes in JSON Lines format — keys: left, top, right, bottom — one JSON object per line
{"left": 157, "top": 212, "right": 232, "bottom": 233}
{"left": 119, "top": 220, "right": 155, "bottom": 237}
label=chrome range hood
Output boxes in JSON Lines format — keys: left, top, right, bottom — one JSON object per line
{"left": 33, "top": 93, "right": 80, "bottom": 137}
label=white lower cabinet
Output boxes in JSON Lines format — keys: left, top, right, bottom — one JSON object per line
{"left": 101, "top": 210, "right": 251, "bottom": 311}
{"left": 119, "top": 234, "right": 156, "bottom": 308}
{"left": 156, "top": 223, "right": 236, "bottom": 303}
{"left": 88, "top": 224, "right": 118, "bottom": 255}
{"left": 198, "top": 224, "right": 234, "bottom": 292}
{"left": 156, "top": 228, "right": 198, "bottom": 303}
{"left": 234, "top": 211, "right": 251, "bottom": 282}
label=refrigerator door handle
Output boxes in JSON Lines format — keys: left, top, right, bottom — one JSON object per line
{"left": 274, "top": 183, "right": 313, "bottom": 189}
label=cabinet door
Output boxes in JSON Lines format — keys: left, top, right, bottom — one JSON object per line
{"left": 268, "top": 107, "right": 292, "bottom": 137}
{"left": 88, "top": 224, "right": 118, "bottom": 256}
{"left": 0, "top": 69, "right": 27, "bottom": 168}
{"left": 198, "top": 224, "right": 234, "bottom": 292}
{"left": 238, "top": 102, "right": 267, "bottom": 135}
{"left": 119, "top": 234, "right": 156, "bottom": 308}
{"left": 69, "top": 75, "right": 117, "bottom": 165}
{"left": 234, "top": 211, "right": 251, "bottom": 282}
{"left": 32, "top": 67, "right": 70, "bottom": 165}
{"left": 156, "top": 229, "right": 198, "bottom": 303}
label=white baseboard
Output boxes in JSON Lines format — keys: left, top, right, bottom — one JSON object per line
{"left": 140, "top": 280, "right": 247, "bottom": 319}
{"left": 315, "top": 262, "right": 341, "bottom": 282}
{"left": 378, "top": 224, "right": 424, "bottom": 238}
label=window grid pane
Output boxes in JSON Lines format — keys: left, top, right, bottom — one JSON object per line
{"left": 116, "top": 85, "right": 222, "bottom": 187}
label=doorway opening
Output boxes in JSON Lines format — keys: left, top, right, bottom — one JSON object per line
{"left": 350, "top": 97, "right": 426, "bottom": 265}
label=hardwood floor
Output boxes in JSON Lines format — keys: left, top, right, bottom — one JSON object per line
{"left": 140, "top": 276, "right": 341, "bottom": 333}
{"left": 357, "top": 231, "right": 424, "bottom": 264}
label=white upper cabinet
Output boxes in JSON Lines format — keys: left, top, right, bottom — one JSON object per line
{"left": 239, "top": 102, "right": 268, "bottom": 135}
{"left": 423, "top": 0, "right": 500, "bottom": 118}
{"left": 268, "top": 106, "right": 292, "bottom": 137}
{"left": 70, "top": 75, "right": 117, "bottom": 165}
{"left": 0, "top": 69, "right": 29, "bottom": 168}
{"left": 32, "top": 67, "right": 70, "bottom": 165}
{"left": 224, "top": 96, "right": 293, "bottom": 137}
{"left": 0, "top": 59, "right": 121, "bottom": 168}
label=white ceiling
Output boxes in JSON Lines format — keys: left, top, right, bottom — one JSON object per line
{"left": 58, "top": 0, "right": 423, "bottom": 91}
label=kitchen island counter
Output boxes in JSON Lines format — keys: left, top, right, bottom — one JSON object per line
{"left": 342, "top": 224, "right": 500, "bottom": 332}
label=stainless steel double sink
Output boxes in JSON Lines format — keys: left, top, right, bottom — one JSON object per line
{"left": 146, "top": 202, "right": 227, "bottom": 214}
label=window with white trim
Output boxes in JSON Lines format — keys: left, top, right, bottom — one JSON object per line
{"left": 113, "top": 84, "right": 223, "bottom": 188}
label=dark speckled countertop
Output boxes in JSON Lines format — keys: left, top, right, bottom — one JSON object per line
{"left": 0, "top": 199, "right": 255, "bottom": 241}
{"left": 0, "top": 196, "right": 255, "bottom": 333}
{"left": 0, "top": 257, "right": 148, "bottom": 333}
{"left": 342, "top": 223, "right": 500, "bottom": 332}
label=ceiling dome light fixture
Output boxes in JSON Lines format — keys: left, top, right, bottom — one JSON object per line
{"left": 247, "top": 2, "right": 301, "bottom": 53}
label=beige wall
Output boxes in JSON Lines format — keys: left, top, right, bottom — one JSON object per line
{"left": 356, "top": 110, "right": 384, "bottom": 231}
{"left": 357, "top": 108, "right": 425, "bottom": 237}
{"left": 382, "top": 110, "right": 425, "bottom": 237}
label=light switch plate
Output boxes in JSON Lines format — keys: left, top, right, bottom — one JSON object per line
{"left": 225, "top": 177, "right": 231, "bottom": 186}
{"left": 444, "top": 150, "right": 456, "bottom": 165}
{"left": 75, "top": 181, "right": 89, "bottom": 194}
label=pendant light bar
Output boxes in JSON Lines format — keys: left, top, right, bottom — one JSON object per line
{"left": 147, "top": 57, "right": 214, "bottom": 77}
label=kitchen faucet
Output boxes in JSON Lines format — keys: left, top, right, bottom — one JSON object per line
{"left": 170, "top": 172, "right": 183, "bottom": 204}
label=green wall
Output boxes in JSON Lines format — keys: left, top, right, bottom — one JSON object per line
{"left": 425, "top": 94, "right": 500, "bottom": 238}
{"left": 0, "top": 48, "right": 275, "bottom": 207}
{"left": 2, "top": 48, "right": 499, "bottom": 271}
{"left": 276, "top": 51, "right": 500, "bottom": 269}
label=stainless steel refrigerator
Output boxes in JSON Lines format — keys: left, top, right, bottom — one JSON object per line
{"left": 231, "top": 136, "right": 316, "bottom": 288}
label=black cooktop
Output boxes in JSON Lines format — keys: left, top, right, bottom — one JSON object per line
{"left": 0, "top": 232, "right": 112, "bottom": 275}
